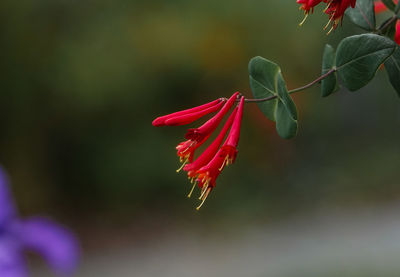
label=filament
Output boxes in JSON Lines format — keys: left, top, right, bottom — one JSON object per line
{"left": 219, "top": 156, "right": 229, "bottom": 171}
{"left": 299, "top": 13, "right": 309, "bottom": 26}
{"left": 176, "top": 159, "right": 189, "bottom": 173}
{"left": 187, "top": 182, "right": 197, "bottom": 198}
{"left": 196, "top": 187, "right": 211, "bottom": 210}
{"left": 199, "top": 182, "right": 209, "bottom": 200}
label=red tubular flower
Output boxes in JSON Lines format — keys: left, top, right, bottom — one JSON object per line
{"left": 297, "top": 0, "right": 324, "bottom": 25}
{"left": 152, "top": 99, "right": 222, "bottom": 127}
{"left": 185, "top": 92, "right": 239, "bottom": 143}
{"left": 324, "top": 0, "right": 356, "bottom": 30}
{"left": 164, "top": 101, "right": 224, "bottom": 126}
{"left": 190, "top": 96, "right": 245, "bottom": 210}
{"left": 297, "top": 0, "right": 357, "bottom": 31}
{"left": 297, "top": 0, "right": 324, "bottom": 13}
{"left": 175, "top": 134, "right": 211, "bottom": 172}
{"left": 184, "top": 107, "right": 238, "bottom": 180}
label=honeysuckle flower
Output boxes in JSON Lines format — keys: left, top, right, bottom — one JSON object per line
{"left": 191, "top": 96, "right": 245, "bottom": 210}
{"left": 297, "top": 0, "right": 324, "bottom": 25}
{"left": 297, "top": 0, "right": 324, "bottom": 13}
{"left": 152, "top": 99, "right": 223, "bottom": 127}
{"left": 184, "top": 107, "right": 238, "bottom": 182}
{"left": 297, "top": 0, "right": 357, "bottom": 32}
{"left": 175, "top": 97, "right": 236, "bottom": 172}
{"left": 185, "top": 92, "right": 239, "bottom": 143}
{"left": 175, "top": 134, "right": 211, "bottom": 172}
{"left": 324, "top": 0, "right": 356, "bottom": 30}
{"left": 0, "top": 167, "right": 79, "bottom": 277}
{"left": 164, "top": 101, "right": 224, "bottom": 126}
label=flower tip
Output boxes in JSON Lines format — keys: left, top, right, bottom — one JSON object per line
{"left": 152, "top": 118, "right": 165, "bottom": 127}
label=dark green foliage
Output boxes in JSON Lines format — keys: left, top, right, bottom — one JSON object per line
{"left": 345, "top": 0, "right": 376, "bottom": 31}
{"left": 321, "top": 44, "right": 338, "bottom": 97}
{"left": 336, "top": 34, "right": 397, "bottom": 91}
{"left": 249, "top": 57, "right": 298, "bottom": 139}
{"left": 384, "top": 48, "right": 400, "bottom": 97}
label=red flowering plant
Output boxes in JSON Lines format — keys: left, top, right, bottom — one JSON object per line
{"left": 153, "top": 0, "right": 400, "bottom": 210}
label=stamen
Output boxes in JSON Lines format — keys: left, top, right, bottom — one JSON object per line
{"left": 326, "top": 25, "right": 334, "bottom": 35}
{"left": 196, "top": 187, "right": 211, "bottom": 210}
{"left": 199, "top": 181, "right": 209, "bottom": 200}
{"left": 323, "top": 1, "right": 332, "bottom": 12}
{"left": 176, "top": 158, "right": 189, "bottom": 173}
{"left": 324, "top": 18, "right": 332, "bottom": 30}
{"left": 219, "top": 156, "right": 229, "bottom": 171}
{"left": 299, "top": 13, "right": 309, "bottom": 26}
{"left": 187, "top": 182, "right": 197, "bottom": 198}
{"left": 180, "top": 141, "right": 196, "bottom": 154}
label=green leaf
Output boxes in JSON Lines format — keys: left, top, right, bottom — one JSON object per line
{"left": 381, "top": 0, "right": 396, "bottom": 11}
{"left": 336, "top": 34, "right": 397, "bottom": 91}
{"left": 249, "top": 56, "right": 298, "bottom": 139}
{"left": 248, "top": 57, "right": 278, "bottom": 121}
{"left": 321, "top": 44, "right": 338, "bottom": 97}
{"left": 275, "top": 75, "right": 298, "bottom": 139}
{"left": 345, "top": 0, "right": 376, "bottom": 31}
{"left": 384, "top": 47, "right": 400, "bottom": 97}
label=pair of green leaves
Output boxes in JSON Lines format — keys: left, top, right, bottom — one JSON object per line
{"left": 249, "top": 0, "right": 399, "bottom": 140}
{"left": 248, "top": 57, "right": 298, "bottom": 139}
{"left": 345, "top": 0, "right": 399, "bottom": 34}
{"left": 344, "top": 0, "right": 399, "bottom": 31}
{"left": 340, "top": 0, "right": 400, "bottom": 97}
{"left": 249, "top": 34, "right": 397, "bottom": 140}
{"left": 322, "top": 34, "right": 398, "bottom": 97}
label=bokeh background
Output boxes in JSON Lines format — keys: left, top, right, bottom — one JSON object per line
{"left": 1, "top": 0, "right": 400, "bottom": 276}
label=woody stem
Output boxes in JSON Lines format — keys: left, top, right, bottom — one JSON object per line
{"left": 244, "top": 68, "right": 336, "bottom": 103}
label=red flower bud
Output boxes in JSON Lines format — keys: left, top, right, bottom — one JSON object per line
{"left": 152, "top": 99, "right": 222, "bottom": 127}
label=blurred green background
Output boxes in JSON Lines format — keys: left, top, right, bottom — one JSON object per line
{"left": 1, "top": 0, "right": 400, "bottom": 276}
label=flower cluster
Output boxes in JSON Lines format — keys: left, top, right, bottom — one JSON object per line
{"left": 297, "top": 0, "right": 357, "bottom": 32}
{"left": 0, "top": 167, "right": 79, "bottom": 277}
{"left": 153, "top": 92, "right": 245, "bottom": 210}
{"left": 375, "top": 0, "right": 400, "bottom": 45}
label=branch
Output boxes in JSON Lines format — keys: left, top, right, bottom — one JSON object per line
{"left": 245, "top": 68, "right": 337, "bottom": 103}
